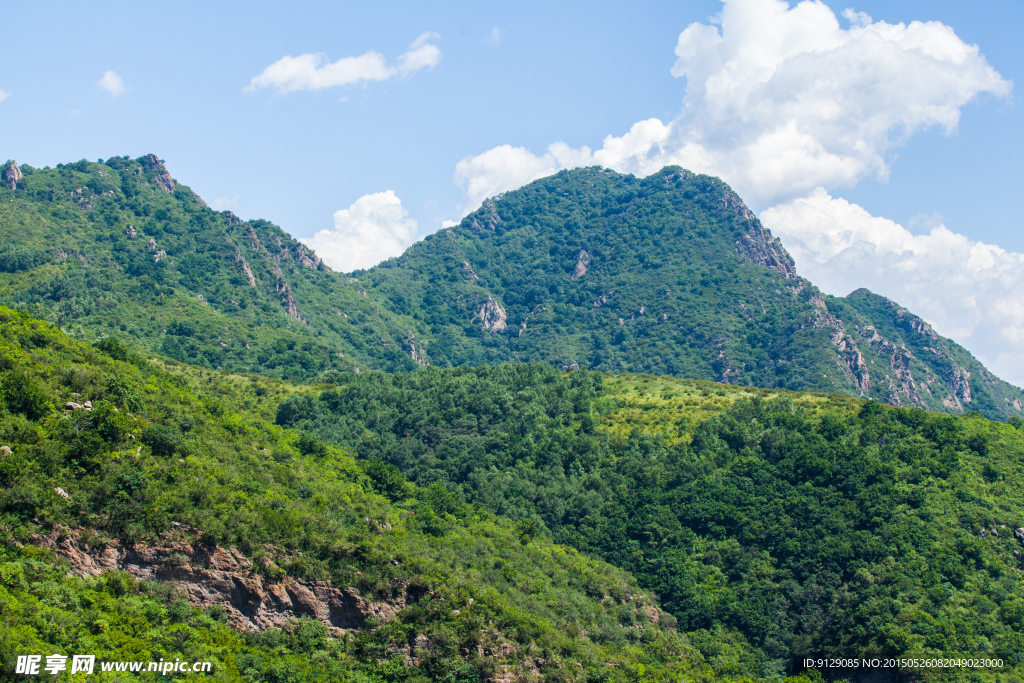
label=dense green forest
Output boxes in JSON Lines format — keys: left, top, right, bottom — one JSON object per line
{"left": 279, "top": 364, "right": 1024, "bottom": 679}
{"left": 1, "top": 157, "right": 1020, "bottom": 421}
{"left": 360, "top": 166, "right": 1024, "bottom": 421}
{"left": 0, "top": 307, "right": 729, "bottom": 682}
{"left": 3, "top": 155, "right": 1024, "bottom": 681}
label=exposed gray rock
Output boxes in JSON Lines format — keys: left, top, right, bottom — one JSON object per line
{"left": 474, "top": 297, "right": 507, "bottom": 333}
{"left": 571, "top": 250, "right": 591, "bottom": 279}
{"left": 32, "top": 529, "right": 410, "bottom": 633}
{"left": 139, "top": 154, "right": 175, "bottom": 193}
{"left": 735, "top": 221, "right": 797, "bottom": 278}
{"left": 1, "top": 160, "right": 22, "bottom": 190}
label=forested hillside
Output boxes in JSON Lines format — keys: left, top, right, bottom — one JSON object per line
{"left": 1, "top": 157, "right": 1020, "bottom": 420}
{"left": 279, "top": 364, "right": 1024, "bottom": 679}
{"left": 361, "top": 167, "right": 1024, "bottom": 421}
{"left": 0, "top": 157, "right": 426, "bottom": 380}
{"left": 0, "top": 307, "right": 724, "bottom": 682}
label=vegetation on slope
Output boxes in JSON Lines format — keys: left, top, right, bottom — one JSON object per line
{"left": 280, "top": 364, "right": 1024, "bottom": 679}
{"left": 0, "top": 307, "right": 726, "bottom": 682}
{"left": 0, "top": 157, "right": 425, "bottom": 380}
{"left": 359, "top": 166, "right": 1024, "bottom": 420}
{"left": 2, "top": 157, "right": 1020, "bottom": 420}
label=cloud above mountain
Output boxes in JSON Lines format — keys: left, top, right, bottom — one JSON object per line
{"left": 455, "top": 0, "right": 1008, "bottom": 210}
{"left": 246, "top": 32, "right": 441, "bottom": 94}
{"left": 302, "top": 191, "right": 417, "bottom": 273}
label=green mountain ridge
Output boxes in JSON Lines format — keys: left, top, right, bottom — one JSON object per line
{"left": 1, "top": 156, "right": 1020, "bottom": 421}
{"left": 360, "top": 166, "right": 1024, "bottom": 421}
{"left": 4, "top": 155, "right": 1024, "bottom": 682}
{"left": 0, "top": 155, "right": 426, "bottom": 381}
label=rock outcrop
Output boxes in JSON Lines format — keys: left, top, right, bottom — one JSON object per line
{"left": 2, "top": 160, "right": 23, "bottom": 190}
{"left": 571, "top": 250, "right": 591, "bottom": 279}
{"left": 139, "top": 154, "right": 175, "bottom": 194}
{"left": 809, "top": 296, "right": 872, "bottom": 394}
{"left": 30, "top": 528, "right": 408, "bottom": 633}
{"left": 2, "top": 160, "right": 23, "bottom": 189}
{"left": 474, "top": 297, "right": 507, "bottom": 333}
{"left": 735, "top": 222, "right": 797, "bottom": 278}
{"left": 406, "top": 334, "right": 428, "bottom": 366}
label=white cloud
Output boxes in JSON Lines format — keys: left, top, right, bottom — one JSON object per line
{"left": 454, "top": 0, "right": 1008, "bottom": 209}
{"left": 301, "top": 191, "right": 417, "bottom": 272}
{"left": 762, "top": 189, "right": 1024, "bottom": 386}
{"left": 246, "top": 33, "right": 441, "bottom": 93}
{"left": 97, "top": 70, "right": 127, "bottom": 97}
{"left": 211, "top": 194, "right": 240, "bottom": 211}
{"left": 0, "top": 90, "right": 10, "bottom": 103}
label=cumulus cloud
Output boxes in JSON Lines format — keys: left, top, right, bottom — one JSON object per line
{"left": 762, "top": 189, "right": 1024, "bottom": 386}
{"left": 246, "top": 32, "right": 441, "bottom": 93}
{"left": 301, "top": 191, "right": 417, "bottom": 272}
{"left": 455, "top": 0, "right": 1008, "bottom": 209}
{"left": 97, "top": 70, "right": 127, "bottom": 98}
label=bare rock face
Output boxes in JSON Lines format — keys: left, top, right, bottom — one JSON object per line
{"left": 474, "top": 297, "right": 507, "bottom": 333}
{"left": 32, "top": 529, "right": 407, "bottom": 633}
{"left": 735, "top": 222, "right": 797, "bottom": 279}
{"left": 235, "top": 252, "right": 257, "bottom": 287}
{"left": 571, "top": 250, "right": 591, "bottom": 279}
{"left": 277, "top": 282, "right": 307, "bottom": 325}
{"left": 139, "top": 154, "right": 176, "bottom": 193}
{"left": 2, "top": 160, "right": 22, "bottom": 190}
{"left": 406, "top": 334, "right": 428, "bottom": 366}
{"left": 469, "top": 200, "right": 503, "bottom": 234}
{"left": 810, "top": 297, "right": 872, "bottom": 394}
{"left": 294, "top": 243, "right": 321, "bottom": 269}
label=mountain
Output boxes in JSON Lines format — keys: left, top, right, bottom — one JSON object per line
{"left": 359, "top": 166, "right": 1024, "bottom": 420}
{"left": 1, "top": 156, "right": 1021, "bottom": 421}
{"left": 0, "top": 156, "right": 426, "bottom": 380}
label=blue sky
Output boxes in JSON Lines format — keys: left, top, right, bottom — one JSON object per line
{"left": 2, "top": 0, "right": 1022, "bottom": 386}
